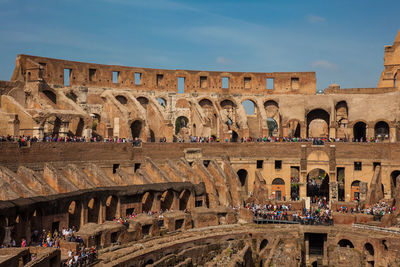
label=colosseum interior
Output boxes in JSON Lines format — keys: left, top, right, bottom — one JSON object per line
{"left": 0, "top": 31, "right": 400, "bottom": 267}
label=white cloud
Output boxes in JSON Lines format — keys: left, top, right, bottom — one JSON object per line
{"left": 216, "top": 56, "right": 232, "bottom": 65}
{"left": 307, "top": 14, "right": 326, "bottom": 23}
{"left": 311, "top": 60, "right": 338, "bottom": 71}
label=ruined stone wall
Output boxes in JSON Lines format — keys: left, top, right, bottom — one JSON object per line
{"left": 11, "top": 54, "right": 317, "bottom": 95}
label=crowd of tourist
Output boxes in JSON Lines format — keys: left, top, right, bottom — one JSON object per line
{"left": 0, "top": 134, "right": 388, "bottom": 147}
{"left": 64, "top": 247, "right": 97, "bottom": 267}
{"left": 336, "top": 200, "right": 395, "bottom": 220}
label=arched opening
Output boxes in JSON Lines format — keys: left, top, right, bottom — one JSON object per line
{"left": 394, "top": 73, "right": 397, "bottom": 88}
{"left": 75, "top": 118, "right": 84, "bottom": 136}
{"left": 131, "top": 120, "right": 142, "bottom": 139}
{"left": 68, "top": 201, "right": 81, "bottom": 230}
{"left": 87, "top": 198, "right": 99, "bottom": 223}
{"left": 161, "top": 190, "right": 174, "bottom": 211}
{"left": 338, "top": 239, "right": 354, "bottom": 248}
{"left": 0, "top": 217, "right": 6, "bottom": 245}
{"left": 30, "top": 209, "right": 42, "bottom": 237}
{"left": 149, "top": 129, "right": 155, "bottom": 142}
{"left": 267, "top": 118, "right": 278, "bottom": 137}
{"left": 137, "top": 96, "right": 149, "bottom": 108}
{"left": 115, "top": 95, "right": 127, "bottom": 105}
{"left": 242, "top": 100, "right": 256, "bottom": 115}
{"left": 231, "top": 130, "right": 238, "bottom": 142}
{"left": 144, "top": 259, "right": 154, "bottom": 266}
{"left": 199, "top": 98, "right": 213, "bottom": 108}
{"left": 290, "top": 167, "right": 300, "bottom": 201}
{"left": 259, "top": 239, "right": 268, "bottom": 251}
{"left": 142, "top": 192, "right": 154, "bottom": 213}
{"left": 307, "top": 168, "right": 330, "bottom": 201}
{"left": 335, "top": 101, "right": 348, "bottom": 139}
{"left": 179, "top": 190, "right": 191, "bottom": 210}
{"left": 106, "top": 195, "right": 118, "bottom": 221}
{"left": 220, "top": 99, "right": 236, "bottom": 109}
{"left": 374, "top": 121, "right": 389, "bottom": 140}
{"left": 53, "top": 117, "right": 61, "bottom": 136}
{"left": 43, "top": 90, "right": 57, "bottom": 104}
{"left": 157, "top": 97, "right": 166, "bottom": 108}
{"left": 364, "top": 242, "right": 374, "bottom": 256}
{"left": 288, "top": 120, "right": 301, "bottom": 138}
{"left": 66, "top": 91, "right": 77, "bottom": 103}
{"left": 175, "top": 116, "right": 189, "bottom": 135}
{"left": 351, "top": 180, "right": 360, "bottom": 201}
{"left": 237, "top": 169, "right": 248, "bottom": 188}
{"left": 272, "top": 178, "right": 285, "bottom": 201}
{"left": 391, "top": 170, "right": 400, "bottom": 197}
{"left": 264, "top": 100, "right": 279, "bottom": 137}
{"left": 307, "top": 109, "right": 330, "bottom": 138}
{"left": 353, "top": 121, "right": 366, "bottom": 141}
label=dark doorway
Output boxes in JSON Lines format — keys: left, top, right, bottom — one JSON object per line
{"left": 131, "top": 120, "right": 142, "bottom": 139}
{"left": 307, "top": 169, "right": 330, "bottom": 201}
{"left": 353, "top": 122, "right": 366, "bottom": 141}
{"left": 232, "top": 130, "right": 238, "bottom": 142}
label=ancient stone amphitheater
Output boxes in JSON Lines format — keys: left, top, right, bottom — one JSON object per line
{"left": 0, "top": 31, "right": 400, "bottom": 266}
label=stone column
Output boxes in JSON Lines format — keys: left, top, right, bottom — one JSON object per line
{"left": 323, "top": 235, "right": 328, "bottom": 266}
{"left": 33, "top": 126, "right": 44, "bottom": 139}
{"left": 300, "top": 123, "right": 307, "bottom": 139}
{"left": 80, "top": 202, "right": 88, "bottom": 227}
{"left": 329, "top": 127, "right": 336, "bottom": 139}
{"left": 366, "top": 124, "right": 374, "bottom": 140}
{"left": 113, "top": 117, "right": 120, "bottom": 137}
{"left": 305, "top": 234, "right": 310, "bottom": 266}
{"left": 115, "top": 198, "right": 121, "bottom": 219}
{"left": 4, "top": 226, "right": 13, "bottom": 246}
{"left": 60, "top": 121, "right": 70, "bottom": 137}
{"left": 390, "top": 127, "right": 396, "bottom": 143}
{"left": 98, "top": 202, "right": 106, "bottom": 224}
{"left": 299, "top": 171, "right": 307, "bottom": 200}
{"left": 282, "top": 125, "right": 289, "bottom": 138}
{"left": 152, "top": 193, "right": 161, "bottom": 212}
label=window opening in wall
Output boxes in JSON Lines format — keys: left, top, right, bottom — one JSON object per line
{"left": 257, "top": 160, "right": 264, "bottom": 169}
{"left": 157, "top": 97, "right": 166, "bottom": 108}
{"left": 200, "top": 76, "right": 208, "bottom": 88}
{"left": 244, "top": 77, "right": 251, "bottom": 89}
{"left": 203, "top": 160, "right": 210, "bottom": 168}
{"left": 178, "top": 77, "right": 185, "bottom": 93}
{"left": 135, "top": 72, "right": 141, "bottom": 85}
{"left": 291, "top": 77, "right": 299, "bottom": 90}
{"left": 373, "top": 162, "right": 381, "bottom": 169}
{"left": 354, "top": 162, "right": 362, "bottom": 171}
{"left": 337, "top": 167, "right": 345, "bottom": 201}
{"left": 275, "top": 160, "right": 282, "bottom": 169}
{"left": 266, "top": 78, "right": 274, "bottom": 90}
{"left": 134, "top": 163, "right": 141, "bottom": 173}
{"left": 113, "top": 164, "right": 120, "bottom": 174}
{"left": 126, "top": 208, "right": 135, "bottom": 215}
{"left": 111, "top": 232, "right": 118, "bottom": 243}
{"left": 195, "top": 200, "right": 203, "bottom": 207}
{"left": 157, "top": 74, "right": 164, "bottom": 86}
{"left": 89, "top": 68, "right": 97, "bottom": 82}
{"left": 64, "top": 69, "right": 71, "bottom": 86}
{"left": 39, "top": 62, "right": 46, "bottom": 78}
{"left": 112, "top": 71, "right": 119, "bottom": 84}
{"left": 222, "top": 77, "right": 229, "bottom": 89}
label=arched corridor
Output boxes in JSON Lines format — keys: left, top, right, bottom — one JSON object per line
{"left": 307, "top": 169, "right": 329, "bottom": 201}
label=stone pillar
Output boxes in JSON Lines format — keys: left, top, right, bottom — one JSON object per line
{"left": 329, "top": 127, "right": 336, "bottom": 139}
{"left": 330, "top": 181, "right": 338, "bottom": 204}
{"left": 366, "top": 124, "right": 374, "bottom": 140}
{"left": 78, "top": 86, "right": 88, "bottom": 104}
{"left": 4, "top": 226, "right": 13, "bottom": 245}
{"left": 113, "top": 117, "right": 120, "bottom": 137}
{"left": 305, "top": 234, "right": 310, "bottom": 266}
{"left": 33, "top": 126, "right": 44, "bottom": 139}
{"left": 323, "top": 235, "right": 328, "bottom": 266}
{"left": 390, "top": 127, "right": 396, "bottom": 143}
{"left": 282, "top": 126, "right": 289, "bottom": 138}
{"left": 152, "top": 193, "right": 161, "bottom": 212}
{"left": 80, "top": 202, "right": 88, "bottom": 227}
{"left": 115, "top": 198, "right": 121, "bottom": 218}
{"left": 84, "top": 128, "right": 92, "bottom": 139}
{"left": 172, "top": 192, "right": 180, "bottom": 211}
{"left": 60, "top": 121, "right": 70, "bottom": 137}
{"left": 98, "top": 202, "right": 106, "bottom": 224}
{"left": 300, "top": 123, "right": 307, "bottom": 138}
{"left": 299, "top": 171, "right": 307, "bottom": 200}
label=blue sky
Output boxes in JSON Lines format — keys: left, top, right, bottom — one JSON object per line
{"left": 0, "top": 0, "right": 399, "bottom": 90}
